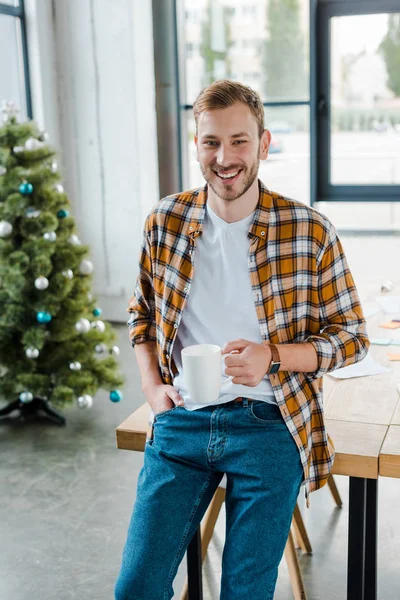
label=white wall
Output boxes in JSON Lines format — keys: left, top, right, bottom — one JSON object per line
{"left": 24, "top": 0, "right": 159, "bottom": 322}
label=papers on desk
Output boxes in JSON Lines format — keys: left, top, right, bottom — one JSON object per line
{"left": 375, "top": 296, "right": 400, "bottom": 315}
{"left": 327, "top": 352, "right": 391, "bottom": 380}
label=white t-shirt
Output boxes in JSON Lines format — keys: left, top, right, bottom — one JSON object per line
{"left": 170, "top": 201, "right": 276, "bottom": 411}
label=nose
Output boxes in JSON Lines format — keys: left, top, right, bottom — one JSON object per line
{"left": 215, "top": 144, "right": 235, "bottom": 168}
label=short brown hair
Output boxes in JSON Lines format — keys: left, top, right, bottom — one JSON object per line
{"left": 193, "top": 80, "right": 265, "bottom": 137}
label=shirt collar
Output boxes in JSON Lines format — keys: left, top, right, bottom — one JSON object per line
{"left": 185, "top": 179, "right": 273, "bottom": 240}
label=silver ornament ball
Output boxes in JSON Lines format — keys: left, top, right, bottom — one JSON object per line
{"left": 91, "top": 320, "right": 105, "bottom": 333}
{"left": 0, "top": 221, "right": 13, "bottom": 237}
{"left": 54, "top": 183, "right": 64, "bottom": 193}
{"left": 95, "top": 343, "right": 107, "bottom": 354}
{"left": 68, "top": 234, "right": 81, "bottom": 245}
{"left": 0, "top": 166, "right": 6, "bottom": 176}
{"left": 35, "top": 276, "right": 49, "bottom": 291}
{"left": 62, "top": 269, "right": 74, "bottom": 280}
{"left": 44, "top": 231, "right": 57, "bottom": 242}
{"left": 25, "top": 137, "right": 40, "bottom": 150}
{"left": 26, "top": 347, "right": 39, "bottom": 359}
{"left": 79, "top": 259, "right": 94, "bottom": 275}
{"left": 77, "top": 394, "right": 93, "bottom": 409}
{"left": 19, "top": 391, "right": 34, "bottom": 403}
{"left": 111, "top": 345, "right": 120, "bottom": 357}
{"left": 75, "top": 318, "right": 91, "bottom": 333}
{"left": 69, "top": 361, "right": 82, "bottom": 371}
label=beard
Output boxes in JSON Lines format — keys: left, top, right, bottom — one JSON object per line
{"left": 200, "top": 155, "right": 260, "bottom": 202}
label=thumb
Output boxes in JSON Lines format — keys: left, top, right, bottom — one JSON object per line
{"left": 166, "top": 386, "right": 185, "bottom": 405}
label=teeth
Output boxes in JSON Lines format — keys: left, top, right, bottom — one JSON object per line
{"left": 218, "top": 171, "right": 239, "bottom": 179}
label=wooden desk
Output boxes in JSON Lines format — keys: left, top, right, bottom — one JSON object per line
{"left": 322, "top": 304, "right": 400, "bottom": 600}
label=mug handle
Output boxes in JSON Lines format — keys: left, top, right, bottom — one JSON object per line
{"left": 220, "top": 352, "right": 235, "bottom": 388}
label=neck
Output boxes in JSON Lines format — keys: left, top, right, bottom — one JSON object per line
{"left": 206, "top": 178, "right": 259, "bottom": 224}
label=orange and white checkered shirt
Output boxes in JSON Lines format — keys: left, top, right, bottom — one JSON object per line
{"left": 127, "top": 181, "right": 370, "bottom": 505}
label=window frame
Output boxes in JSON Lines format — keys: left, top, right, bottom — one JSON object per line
{"left": 314, "top": 0, "right": 400, "bottom": 203}
{"left": 0, "top": 0, "right": 32, "bottom": 119}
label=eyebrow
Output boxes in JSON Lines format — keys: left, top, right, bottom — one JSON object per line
{"left": 201, "top": 132, "right": 251, "bottom": 140}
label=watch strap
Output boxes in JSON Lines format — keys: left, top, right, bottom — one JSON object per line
{"left": 268, "top": 344, "right": 281, "bottom": 374}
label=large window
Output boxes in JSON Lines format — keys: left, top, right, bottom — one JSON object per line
{"left": 0, "top": 0, "right": 31, "bottom": 120}
{"left": 179, "top": 0, "right": 310, "bottom": 204}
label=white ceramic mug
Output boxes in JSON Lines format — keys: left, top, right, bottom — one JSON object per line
{"left": 181, "top": 343, "right": 235, "bottom": 405}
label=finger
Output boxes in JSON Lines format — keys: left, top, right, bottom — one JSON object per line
{"left": 222, "top": 339, "right": 249, "bottom": 354}
{"left": 232, "top": 376, "right": 256, "bottom": 386}
{"left": 166, "top": 388, "right": 185, "bottom": 405}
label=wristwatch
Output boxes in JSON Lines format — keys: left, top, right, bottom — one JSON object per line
{"left": 267, "top": 344, "right": 281, "bottom": 374}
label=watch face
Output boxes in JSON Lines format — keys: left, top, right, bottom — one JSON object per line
{"left": 269, "top": 362, "right": 280, "bottom": 374}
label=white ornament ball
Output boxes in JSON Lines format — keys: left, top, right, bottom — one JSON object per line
{"left": 87, "top": 293, "right": 93, "bottom": 302}
{"left": 51, "top": 161, "right": 58, "bottom": 172}
{"left": 26, "top": 347, "right": 39, "bottom": 359}
{"left": 19, "top": 391, "right": 34, "bottom": 403}
{"left": 111, "top": 345, "right": 120, "bottom": 357}
{"left": 77, "top": 394, "right": 93, "bottom": 409}
{"left": 54, "top": 183, "right": 64, "bottom": 193}
{"left": 0, "top": 166, "right": 6, "bottom": 176}
{"left": 95, "top": 343, "right": 107, "bottom": 354}
{"left": 0, "top": 221, "right": 13, "bottom": 237}
{"left": 44, "top": 231, "right": 57, "bottom": 242}
{"left": 62, "top": 269, "right": 74, "bottom": 279}
{"left": 75, "top": 318, "right": 91, "bottom": 333}
{"left": 69, "top": 361, "right": 82, "bottom": 371}
{"left": 79, "top": 259, "right": 94, "bottom": 275}
{"left": 68, "top": 234, "right": 81, "bottom": 245}
{"left": 35, "top": 276, "right": 49, "bottom": 290}
{"left": 25, "top": 137, "right": 40, "bottom": 150}
{"left": 91, "top": 320, "right": 105, "bottom": 333}
{"left": 13, "top": 146, "right": 24, "bottom": 153}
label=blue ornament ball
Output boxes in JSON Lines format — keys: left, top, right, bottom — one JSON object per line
{"left": 110, "top": 390, "right": 123, "bottom": 403}
{"left": 57, "top": 209, "right": 69, "bottom": 219}
{"left": 36, "top": 311, "right": 52, "bottom": 324}
{"left": 93, "top": 308, "right": 102, "bottom": 317}
{"left": 19, "top": 182, "right": 33, "bottom": 195}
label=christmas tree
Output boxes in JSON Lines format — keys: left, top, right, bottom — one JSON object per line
{"left": 0, "top": 101, "right": 124, "bottom": 425}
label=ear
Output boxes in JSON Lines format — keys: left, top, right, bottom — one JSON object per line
{"left": 194, "top": 134, "right": 199, "bottom": 162}
{"left": 259, "top": 129, "right": 271, "bottom": 160}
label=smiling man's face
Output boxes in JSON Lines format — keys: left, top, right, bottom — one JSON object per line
{"left": 194, "top": 102, "right": 270, "bottom": 202}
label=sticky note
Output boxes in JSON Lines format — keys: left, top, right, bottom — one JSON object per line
{"left": 386, "top": 353, "right": 400, "bottom": 361}
{"left": 380, "top": 321, "right": 400, "bottom": 330}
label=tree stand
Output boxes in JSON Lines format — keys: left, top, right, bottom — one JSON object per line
{"left": 0, "top": 396, "right": 66, "bottom": 426}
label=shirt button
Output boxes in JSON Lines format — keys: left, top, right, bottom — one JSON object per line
{"left": 166, "top": 354, "right": 170, "bottom": 359}
{"left": 189, "top": 226, "right": 193, "bottom": 231}
{"left": 261, "top": 230, "right": 265, "bottom": 236}
{"left": 174, "top": 323, "right": 178, "bottom": 329}
{"left": 184, "top": 287, "right": 189, "bottom": 293}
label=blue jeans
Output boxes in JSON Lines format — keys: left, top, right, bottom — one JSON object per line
{"left": 114, "top": 398, "right": 304, "bottom": 600}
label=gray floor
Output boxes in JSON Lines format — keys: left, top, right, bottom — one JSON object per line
{"left": 1, "top": 234, "right": 400, "bottom": 600}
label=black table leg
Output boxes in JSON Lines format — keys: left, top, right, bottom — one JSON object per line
{"left": 186, "top": 526, "right": 203, "bottom": 600}
{"left": 364, "top": 479, "right": 378, "bottom": 600}
{"left": 348, "top": 477, "right": 366, "bottom": 599}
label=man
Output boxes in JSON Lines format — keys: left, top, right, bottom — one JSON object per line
{"left": 115, "top": 80, "right": 369, "bottom": 600}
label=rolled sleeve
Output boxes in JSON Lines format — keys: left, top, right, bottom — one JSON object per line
{"left": 126, "top": 217, "right": 157, "bottom": 347}
{"left": 305, "top": 224, "right": 370, "bottom": 379}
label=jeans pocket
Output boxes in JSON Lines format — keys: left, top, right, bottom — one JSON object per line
{"left": 247, "top": 401, "right": 285, "bottom": 424}
{"left": 154, "top": 405, "right": 180, "bottom": 421}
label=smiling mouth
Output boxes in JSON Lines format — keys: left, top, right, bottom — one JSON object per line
{"left": 214, "top": 169, "right": 242, "bottom": 182}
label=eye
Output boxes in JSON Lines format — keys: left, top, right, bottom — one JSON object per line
{"left": 204, "top": 141, "right": 218, "bottom": 146}
{"left": 233, "top": 140, "right": 246, "bottom": 145}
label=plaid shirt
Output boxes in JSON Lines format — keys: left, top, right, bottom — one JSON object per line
{"left": 127, "top": 181, "right": 370, "bottom": 505}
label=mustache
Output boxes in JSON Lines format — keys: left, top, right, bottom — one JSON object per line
{"left": 211, "top": 165, "right": 244, "bottom": 174}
